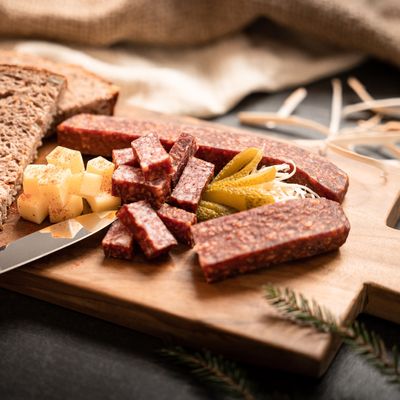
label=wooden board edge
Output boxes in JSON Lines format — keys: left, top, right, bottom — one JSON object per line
{"left": 0, "top": 268, "right": 338, "bottom": 377}
{"left": 364, "top": 283, "right": 400, "bottom": 324}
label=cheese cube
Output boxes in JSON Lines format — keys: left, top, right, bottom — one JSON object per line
{"left": 49, "top": 195, "right": 83, "bottom": 223}
{"left": 87, "top": 156, "right": 115, "bottom": 177}
{"left": 17, "top": 193, "right": 48, "bottom": 224}
{"left": 39, "top": 166, "right": 71, "bottom": 208}
{"left": 46, "top": 146, "right": 84, "bottom": 173}
{"left": 87, "top": 157, "right": 115, "bottom": 194}
{"left": 86, "top": 193, "right": 121, "bottom": 212}
{"left": 68, "top": 173, "right": 83, "bottom": 195}
{"left": 22, "top": 164, "right": 48, "bottom": 194}
{"left": 80, "top": 172, "right": 103, "bottom": 197}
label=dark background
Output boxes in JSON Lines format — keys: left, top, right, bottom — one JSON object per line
{"left": 1, "top": 60, "right": 399, "bottom": 400}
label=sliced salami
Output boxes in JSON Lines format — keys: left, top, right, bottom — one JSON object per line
{"left": 112, "top": 148, "right": 138, "bottom": 168}
{"left": 57, "top": 114, "right": 349, "bottom": 202}
{"left": 102, "top": 219, "right": 135, "bottom": 260}
{"left": 156, "top": 203, "right": 197, "bottom": 246}
{"left": 117, "top": 201, "right": 177, "bottom": 259}
{"left": 112, "top": 165, "right": 170, "bottom": 209}
{"left": 169, "top": 157, "right": 214, "bottom": 212}
{"left": 131, "top": 132, "right": 173, "bottom": 181}
{"left": 169, "top": 132, "right": 198, "bottom": 187}
{"left": 191, "top": 198, "right": 350, "bottom": 283}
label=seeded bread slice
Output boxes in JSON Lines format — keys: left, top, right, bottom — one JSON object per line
{"left": 0, "top": 64, "right": 66, "bottom": 227}
{"left": 0, "top": 51, "right": 119, "bottom": 133}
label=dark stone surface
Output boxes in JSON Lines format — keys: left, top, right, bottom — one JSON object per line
{"left": 1, "top": 59, "right": 399, "bottom": 399}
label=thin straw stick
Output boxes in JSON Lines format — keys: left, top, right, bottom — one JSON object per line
{"left": 348, "top": 77, "right": 382, "bottom": 127}
{"left": 329, "top": 79, "right": 342, "bottom": 138}
{"left": 348, "top": 77, "right": 374, "bottom": 102}
{"left": 385, "top": 143, "right": 400, "bottom": 159}
{"left": 266, "top": 88, "right": 307, "bottom": 129}
{"left": 238, "top": 112, "right": 331, "bottom": 136}
{"left": 278, "top": 88, "right": 307, "bottom": 117}
{"left": 347, "top": 76, "right": 400, "bottom": 118}
{"left": 343, "top": 98, "right": 400, "bottom": 118}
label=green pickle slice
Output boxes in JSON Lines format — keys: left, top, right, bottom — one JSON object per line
{"left": 196, "top": 201, "right": 235, "bottom": 221}
{"left": 213, "top": 148, "right": 262, "bottom": 182}
{"left": 199, "top": 147, "right": 279, "bottom": 220}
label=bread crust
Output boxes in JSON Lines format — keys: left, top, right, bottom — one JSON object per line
{"left": 0, "top": 64, "right": 66, "bottom": 227}
{"left": 0, "top": 51, "right": 119, "bottom": 134}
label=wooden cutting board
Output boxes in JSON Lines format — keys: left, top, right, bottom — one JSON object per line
{"left": 0, "top": 107, "right": 399, "bottom": 377}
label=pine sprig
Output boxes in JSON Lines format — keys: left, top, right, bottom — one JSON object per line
{"left": 159, "top": 346, "right": 255, "bottom": 400}
{"left": 264, "top": 283, "right": 400, "bottom": 384}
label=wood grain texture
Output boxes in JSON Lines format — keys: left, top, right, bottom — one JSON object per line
{"left": 0, "top": 106, "right": 399, "bottom": 377}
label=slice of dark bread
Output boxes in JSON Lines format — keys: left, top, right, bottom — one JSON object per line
{"left": 0, "top": 64, "right": 66, "bottom": 227}
{"left": 0, "top": 51, "right": 119, "bottom": 133}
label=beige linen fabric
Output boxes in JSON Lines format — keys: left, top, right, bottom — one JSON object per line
{"left": 5, "top": 0, "right": 398, "bottom": 116}
{"left": 6, "top": 36, "right": 361, "bottom": 117}
{"left": 0, "top": 0, "right": 400, "bottom": 65}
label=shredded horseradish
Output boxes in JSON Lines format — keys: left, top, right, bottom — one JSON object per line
{"left": 261, "top": 162, "right": 319, "bottom": 202}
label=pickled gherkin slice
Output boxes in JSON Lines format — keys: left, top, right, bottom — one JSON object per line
{"left": 198, "top": 200, "right": 236, "bottom": 215}
{"left": 213, "top": 148, "right": 262, "bottom": 182}
{"left": 197, "top": 200, "right": 236, "bottom": 221}
{"left": 203, "top": 185, "right": 275, "bottom": 211}
{"left": 210, "top": 166, "right": 276, "bottom": 189}
{"left": 197, "top": 206, "right": 220, "bottom": 222}
{"left": 198, "top": 147, "right": 315, "bottom": 221}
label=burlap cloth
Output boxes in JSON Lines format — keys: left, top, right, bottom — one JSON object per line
{"left": 1, "top": 0, "right": 399, "bottom": 116}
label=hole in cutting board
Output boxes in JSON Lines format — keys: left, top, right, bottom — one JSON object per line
{"left": 351, "top": 144, "right": 399, "bottom": 230}
{"left": 386, "top": 194, "right": 400, "bottom": 230}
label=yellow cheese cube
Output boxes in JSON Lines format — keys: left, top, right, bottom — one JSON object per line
{"left": 46, "top": 146, "right": 84, "bottom": 173}
{"left": 80, "top": 172, "right": 103, "bottom": 197}
{"left": 87, "top": 157, "right": 115, "bottom": 194}
{"left": 86, "top": 156, "right": 115, "bottom": 177}
{"left": 17, "top": 193, "right": 48, "bottom": 224}
{"left": 86, "top": 193, "right": 121, "bottom": 212}
{"left": 39, "top": 166, "right": 71, "bottom": 209}
{"left": 22, "top": 164, "right": 48, "bottom": 194}
{"left": 67, "top": 173, "right": 83, "bottom": 195}
{"left": 49, "top": 195, "right": 83, "bottom": 223}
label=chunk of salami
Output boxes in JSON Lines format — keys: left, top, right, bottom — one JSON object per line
{"left": 57, "top": 114, "right": 349, "bottom": 203}
{"left": 102, "top": 219, "right": 135, "bottom": 260}
{"left": 169, "top": 157, "right": 214, "bottom": 212}
{"left": 131, "top": 132, "right": 173, "bottom": 181}
{"left": 117, "top": 201, "right": 177, "bottom": 259}
{"left": 169, "top": 132, "right": 198, "bottom": 187}
{"left": 156, "top": 203, "right": 197, "bottom": 246}
{"left": 112, "top": 148, "right": 138, "bottom": 168}
{"left": 112, "top": 165, "right": 170, "bottom": 209}
{"left": 191, "top": 198, "right": 350, "bottom": 283}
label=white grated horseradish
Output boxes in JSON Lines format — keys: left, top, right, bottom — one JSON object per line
{"left": 260, "top": 161, "right": 319, "bottom": 202}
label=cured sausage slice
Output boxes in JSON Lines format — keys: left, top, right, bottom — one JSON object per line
{"left": 102, "top": 219, "right": 135, "bottom": 260}
{"left": 169, "top": 157, "right": 214, "bottom": 212}
{"left": 112, "top": 165, "right": 170, "bottom": 209}
{"left": 131, "top": 132, "right": 173, "bottom": 181}
{"left": 117, "top": 201, "right": 177, "bottom": 259}
{"left": 57, "top": 114, "right": 349, "bottom": 202}
{"left": 191, "top": 198, "right": 350, "bottom": 283}
{"left": 156, "top": 203, "right": 197, "bottom": 246}
{"left": 112, "top": 148, "right": 138, "bottom": 168}
{"left": 168, "top": 132, "right": 198, "bottom": 187}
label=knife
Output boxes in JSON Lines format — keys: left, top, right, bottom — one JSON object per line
{"left": 0, "top": 210, "right": 117, "bottom": 275}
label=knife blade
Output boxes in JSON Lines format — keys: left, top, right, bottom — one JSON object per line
{"left": 0, "top": 210, "right": 117, "bottom": 275}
